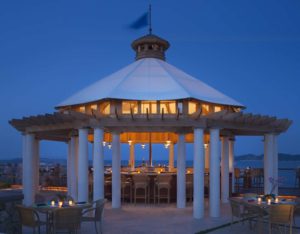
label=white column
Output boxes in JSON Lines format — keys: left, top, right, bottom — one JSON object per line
{"left": 204, "top": 144, "right": 210, "bottom": 170}
{"left": 78, "top": 129, "right": 89, "bottom": 202}
{"left": 177, "top": 133, "right": 186, "bottom": 208}
{"left": 130, "top": 143, "right": 135, "bottom": 171}
{"left": 273, "top": 135, "right": 278, "bottom": 195}
{"left": 33, "top": 139, "right": 40, "bottom": 193}
{"left": 209, "top": 128, "right": 220, "bottom": 217}
{"left": 193, "top": 128, "right": 204, "bottom": 219}
{"left": 169, "top": 143, "right": 174, "bottom": 172}
{"left": 229, "top": 139, "right": 235, "bottom": 193}
{"left": 23, "top": 133, "right": 35, "bottom": 206}
{"left": 112, "top": 132, "right": 121, "bottom": 208}
{"left": 73, "top": 136, "right": 79, "bottom": 201}
{"left": 22, "top": 135, "right": 26, "bottom": 191}
{"left": 93, "top": 128, "right": 104, "bottom": 201}
{"left": 67, "top": 136, "right": 78, "bottom": 201}
{"left": 67, "top": 141, "right": 71, "bottom": 195}
{"left": 221, "top": 137, "right": 229, "bottom": 203}
{"left": 264, "top": 134, "right": 274, "bottom": 195}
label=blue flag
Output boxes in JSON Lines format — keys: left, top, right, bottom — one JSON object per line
{"left": 130, "top": 12, "right": 149, "bottom": 29}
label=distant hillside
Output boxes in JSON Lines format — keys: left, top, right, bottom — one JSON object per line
{"left": 236, "top": 153, "right": 300, "bottom": 161}
{"left": 1, "top": 153, "right": 300, "bottom": 164}
{"left": 0, "top": 157, "right": 67, "bottom": 165}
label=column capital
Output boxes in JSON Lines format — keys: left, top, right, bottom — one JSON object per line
{"left": 78, "top": 127, "right": 90, "bottom": 130}
{"left": 111, "top": 130, "right": 121, "bottom": 135}
{"left": 193, "top": 127, "right": 204, "bottom": 130}
{"left": 69, "top": 129, "right": 78, "bottom": 137}
{"left": 229, "top": 137, "right": 236, "bottom": 142}
{"left": 93, "top": 127, "right": 104, "bottom": 131}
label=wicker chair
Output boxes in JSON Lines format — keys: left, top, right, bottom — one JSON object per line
{"left": 243, "top": 203, "right": 268, "bottom": 230}
{"left": 294, "top": 197, "right": 300, "bottom": 225}
{"left": 234, "top": 168, "right": 243, "bottom": 191}
{"left": 16, "top": 205, "right": 46, "bottom": 234}
{"left": 269, "top": 204, "right": 294, "bottom": 234}
{"left": 154, "top": 174, "right": 172, "bottom": 204}
{"left": 251, "top": 168, "right": 264, "bottom": 188}
{"left": 52, "top": 206, "right": 83, "bottom": 234}
{"left": 229, "top": 198, "right": 261, "bottom": 228}
{"left": 81, "top": 199, "right": 106, "bottom": 234}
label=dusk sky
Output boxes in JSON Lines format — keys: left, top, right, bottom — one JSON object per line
{"left": 1, "top": 0, "right": 299, "bottom": 161}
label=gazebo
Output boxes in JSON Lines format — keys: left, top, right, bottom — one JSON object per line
{"left": 10, "top": 33, "right": 291, "bottom": 219}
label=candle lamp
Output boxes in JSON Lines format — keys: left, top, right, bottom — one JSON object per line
{"left": 257, "top": 197, "right": 262, "bottom": 204}
{"left": 58, "top": 201, "right": 63, "bottom": 208}
{"left": 275, "top": 197, "right": 279, "bottom": 203}
{"left": 267, "top": 198, "right": 271, "bottom": 205}
{"left": 68, "top": 200, "right": 73, "bottom": 206}
{"left": 51, "top": 200, "right": 55, "bottom": 207}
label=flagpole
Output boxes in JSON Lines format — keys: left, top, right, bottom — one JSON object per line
{"left": 149, "top": 4, "right": 152, "bottom": 34}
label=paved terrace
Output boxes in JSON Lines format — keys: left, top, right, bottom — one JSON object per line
{"left": 20, "top": 200, "right": 300, "bottom": 234}
{"left": 1, "top": 189, "right": 299, "bottom": 233}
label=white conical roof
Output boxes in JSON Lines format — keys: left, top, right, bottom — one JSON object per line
{"left": 57, "top": 58, "right": 244, "bottom": 108}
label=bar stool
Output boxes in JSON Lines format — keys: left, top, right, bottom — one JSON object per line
{"left": 132, "top": 174, "right": 150, "bottom": 204}
{"left": 154, "top": 174, "right": 172, "bottom": 204}
{"left": 121, "top": 174, "right": 132, "bottom": 203}
{"left": 186, "top": 174, "right": 193, "bottom": 202}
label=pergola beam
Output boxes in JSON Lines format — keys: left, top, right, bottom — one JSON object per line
{"left": 9, "top": 111, "right": 292, "bottom": 140}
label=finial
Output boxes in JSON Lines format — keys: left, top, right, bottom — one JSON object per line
{"left": 149, "top": 4, "right": 152, "bottom": 35}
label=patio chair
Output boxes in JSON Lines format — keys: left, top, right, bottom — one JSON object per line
{"left": 81, "top": 199, "right": 106, "bottom": 234}
{"left": 251, "top": 168, "right": 264, "bottom": 189}
{"left": 234, "top": 168, "right": 243, "bottom": 191}
{"left": 294, "top": 197, "right": 300, "bottom": 225}
{"left": 132, "top": 174, "right": 150, "bottom": 204}
{"left": 16, "top": 204, "right": 46, "bottom": 234}
{"left": 243, "top": 203, "right": 268, "bottom": 231}
{"left": 229, "top": 198, "right": 260, "bottom": 228}
{"left": 52, "top": 206, "right": 83, "bottom": 234}
{"left": 154, "top": 174, "right": 172, "bottom": 204}
{"left": 295, "top": 168, "right": 300, "bottom": 188}
{"left": 269, "top": 204, "right": 294, "bottom": 234}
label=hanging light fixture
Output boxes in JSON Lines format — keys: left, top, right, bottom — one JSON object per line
{"left": 102, "top": 141, "right": 106, "bottom": 147}
{"left": 204, "top": 143, "right": 208, "bottom": 149}
{"left": 108, "top": 143, "right": 112, "bottom": 149}
{"left": 128, "top": 140, "right": 132, "bottom": 146}
{"left": 141, "top": 144, "right": 146, "bottom": 149}
{"left": 164, "top": 139, "right": 171, "bottom": 149}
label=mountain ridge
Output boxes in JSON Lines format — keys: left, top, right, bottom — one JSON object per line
{"left": 1, "top": 153, "right": 300, "bottom": 164}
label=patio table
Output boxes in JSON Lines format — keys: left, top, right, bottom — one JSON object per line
{"left": 33, "top": 201, "right": 92, "bottom": 233}
{"left": 231, "top": 196, "right": 298, "bottom": 233}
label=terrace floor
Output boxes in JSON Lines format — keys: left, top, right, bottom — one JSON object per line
{"left": 21, "top": 199, "right": 300, "bottom": 234}
{"left": 4, "top": 188, "right": 299, "bottom": 233}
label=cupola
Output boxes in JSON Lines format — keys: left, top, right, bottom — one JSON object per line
{"left": 131, "top": 34, "right": 170, "bottom": 61}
